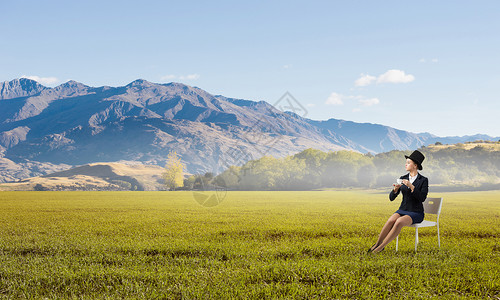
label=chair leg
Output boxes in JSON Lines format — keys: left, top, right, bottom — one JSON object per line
{"left": 396, "top": 235, "right": 399, "bottom": 252}
{"left": 415, "top": 228, "right": 419, "bottom": 252}
{"left": 437, "top": 224, "right": 440, "bottom": 248}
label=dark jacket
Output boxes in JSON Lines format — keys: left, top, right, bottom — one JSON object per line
{"left": 389, "top": 173, "right": 428, "bottom": 213}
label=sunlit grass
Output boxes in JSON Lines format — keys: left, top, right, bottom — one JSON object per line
{"left": 0, "top": 190, "right": 498, "bottom": 299}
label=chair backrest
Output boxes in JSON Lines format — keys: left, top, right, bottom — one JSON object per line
{"left": 423, "top": 197, "right": 443, "bottom": 215}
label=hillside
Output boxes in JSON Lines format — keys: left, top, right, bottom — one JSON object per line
{"left": 0, "top": 162, "right": 166, "bottom": 191}
{"left": 425, "top": 140, "right": 500, "bottom": 151}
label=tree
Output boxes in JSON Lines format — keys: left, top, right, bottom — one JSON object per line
{"left": 163, "top": 151, "right": 185, "bottom": 190}
{"left": 215, "top": 166, "right": 241, "bottom": 189}
{"left": 192, "top": 172, "right": 214, "bottom": 190}
{"left": 183, "top": 176, "right": 196, "bottom": 190}
{"left": 276, "top": 156, "right": 306, "bottom": 190}
{"left": 34, "top": 184, "right": 49, "bottom": 191}
{"left": 239, "top": 156, "right": 282, "bottom": 190}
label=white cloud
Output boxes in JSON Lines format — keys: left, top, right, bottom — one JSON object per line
{"left": 180, "top": 74, "right": 200, "bottom": 80}
{"left": 359, "top": 97, "right": 380, "bottom": 106}
{"left": 325, "top": 93, "right": 381, "bottom": 108}
{"left": 160, "top": 73, "right": 200, "bottom": 81}
{"left": 419, "top": 58, "right": 426, "bottom": 63}
{"left": 325, "top": 92, "right": 344, "bottom": 105}
{"left": 283, "top": 64, "right": 292, "bottom": 69}
{"left": 306, "top": 103, "right": 316, "bottom": 107}
{"left": 355, "top": 74, "right": 377, "bottom": 86}
{"left": 377, "top": 69, "right": 415, "bottom": 84}
{"left": 431, "top": 58, "right": 439, "bottom": 63}
{"left": 21, "top": 75, "right": 59, "bottom": 86}
{"left": 354, "top": 69, "right": 415, "bottom": 86}
{"left": 325, "top": 92, "right": 381, "bottom": 109}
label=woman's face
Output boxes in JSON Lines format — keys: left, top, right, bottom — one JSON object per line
{"left": 405, "top": 158, "right": 417, "bottom": 171}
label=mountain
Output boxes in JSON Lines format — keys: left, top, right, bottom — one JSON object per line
{"left": 305, "top": 118, "right": 425, "bottom": 153}
{"left": 0, "top": 78, "right": 497, "bottom": 182}
{"left": 305, "top": 116, "right": 497, "bottom": 153}
{"left": 0, "top": 78, "right": 47, "bottom": 100}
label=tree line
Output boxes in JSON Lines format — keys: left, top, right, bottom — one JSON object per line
{"left": 165, "top": 141, "right": 500, "bottom": 191}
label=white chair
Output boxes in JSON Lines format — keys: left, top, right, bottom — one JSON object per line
{"left": 396, "top": 197, "right": 443, "bottom": 252}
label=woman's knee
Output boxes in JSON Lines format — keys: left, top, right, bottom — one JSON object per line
{"left": 388, "top": 214, "right": 400, "bottom": 223}
{"left": 395, "top": 216, "right": 412, "bottom": 227}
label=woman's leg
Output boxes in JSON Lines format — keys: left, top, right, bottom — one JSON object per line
{"left": 370, "top": 213, "right": 400, "bottom": 251}
{"left": 372, "top": 215, "right": 412, "bottom": 253}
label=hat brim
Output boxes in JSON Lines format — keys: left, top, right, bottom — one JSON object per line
{"left": 405, "top": 155, "right": 423, "bottom": 170}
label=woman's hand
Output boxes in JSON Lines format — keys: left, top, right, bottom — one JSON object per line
{"left": 392, "top": 183, "right": 402, "bottom": 193}
{"left": 401, "top": 179, "right": 415, "bottom": 192}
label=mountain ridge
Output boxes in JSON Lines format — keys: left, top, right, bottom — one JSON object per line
{"left": 0, "top": 78, "right": 497, "bottom": 182}
{"left": 0, "top": 78, "right": 48, "bottom": 100}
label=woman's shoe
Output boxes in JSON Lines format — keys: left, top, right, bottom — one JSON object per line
{"left": 367, "top": 244, "right": 377, "bottom": 253}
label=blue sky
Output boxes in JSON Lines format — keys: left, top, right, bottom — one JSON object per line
{"left": 1, "top": 0, "right": 499, "bottom": 137}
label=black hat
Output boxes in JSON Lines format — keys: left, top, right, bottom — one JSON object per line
{"left": 405, "top": 150, "right": 425, "bottom": 170}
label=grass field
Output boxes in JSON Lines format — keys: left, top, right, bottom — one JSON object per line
{"left": 0, "top": 190, "right": 498, "bottom": 299}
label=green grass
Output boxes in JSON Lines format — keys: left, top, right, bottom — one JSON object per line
{"left": 0, "top": 190, "right": 499, "bottom": 299}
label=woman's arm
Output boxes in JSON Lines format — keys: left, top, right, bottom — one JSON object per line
{"left": 389, "top": 185, "right": 401, "bottom": 201}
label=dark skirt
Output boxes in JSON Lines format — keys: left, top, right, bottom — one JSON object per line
{"left": 395, "top": 209, "right": 424, "bottom": 224}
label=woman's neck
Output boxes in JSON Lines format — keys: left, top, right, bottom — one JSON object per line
{"left": 409, "top": 170, "right": 418, "bottom": 177}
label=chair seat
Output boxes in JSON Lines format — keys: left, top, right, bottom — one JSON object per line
{"left": 410, "top": 220, "right": 437, "bottom": 228}
{"left": 397, "top": 197, "right": 442, "bottom": 252}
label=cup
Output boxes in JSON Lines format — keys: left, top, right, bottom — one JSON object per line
{"left": 396, "top": 179, "right": 403, "bottom": 185}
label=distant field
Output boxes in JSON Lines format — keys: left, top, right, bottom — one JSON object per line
{"left": 425, "top": 141, "right": 500, "bottom": 151}
{"left": 0, "top": 190, "right": 498, "bottom": 299}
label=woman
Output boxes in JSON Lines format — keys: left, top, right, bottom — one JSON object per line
{"left": 369, "top": 150, "right": 428, "bottom": 253}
